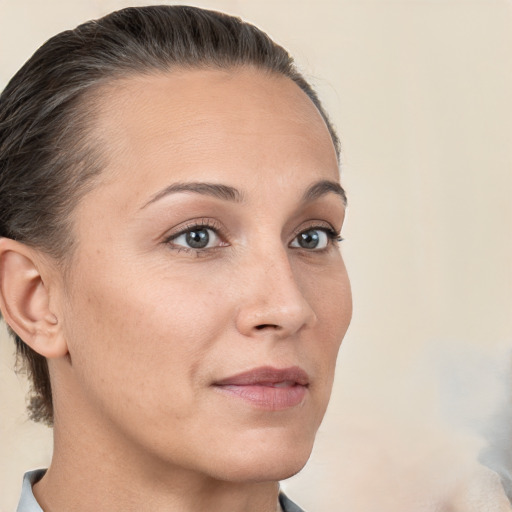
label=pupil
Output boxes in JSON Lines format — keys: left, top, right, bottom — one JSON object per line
{"left": 299, "top": 230, "right": 319, "bottom": 249}
{"left": 186, "top": 229, "right": 209, "bottom": 248}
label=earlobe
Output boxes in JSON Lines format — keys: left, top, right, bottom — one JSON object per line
{"left": 0, "top": 238, "right": 68, "bottom": 358}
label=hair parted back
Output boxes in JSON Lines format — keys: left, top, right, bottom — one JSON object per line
{"left": 0, "top": 5, "right": 340, "bottom": 425}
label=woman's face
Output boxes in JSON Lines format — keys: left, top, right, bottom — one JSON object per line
{"left": 55, "top": 67, "right": 352, "bottom": 482}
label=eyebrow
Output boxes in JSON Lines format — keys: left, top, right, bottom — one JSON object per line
{"left": 141, "top": 178, "right": 347, "bottom": 209}
{"left": 142, "top": 182, "right": 243, "bottom": 208}
{"left": 302, "top": 180, "right": 347, "bottom": 206}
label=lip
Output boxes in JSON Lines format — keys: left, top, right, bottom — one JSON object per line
{"left": 213, "top": 366, "right": 309, "bottom": 411}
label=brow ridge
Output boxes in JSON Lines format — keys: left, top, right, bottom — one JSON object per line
{"left": 302, "top": 180, "right": 347, "bottom": 206}
{"left": 142, "top": 182, "right": 243, "bottom": 208}
{"left": 142, "top": 179, "right": 346, "bottom": 209}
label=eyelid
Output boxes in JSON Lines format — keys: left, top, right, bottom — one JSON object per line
{"left": 290, "top": 220, "right": 341, "bottom": 240}
{"left": 160, "top": 218, "right": 343, "bottom": 254}
{"left": 288, "top": 221, "right": 344, "bottom": 253}
{"left": 162, "top": 218, "right": 226, "bottom": 245}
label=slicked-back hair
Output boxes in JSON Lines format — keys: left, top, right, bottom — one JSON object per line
{"left": 0, "top": 5, "right": 340, "bottom": 425}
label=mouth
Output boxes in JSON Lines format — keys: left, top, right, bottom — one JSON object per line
{"left": 213, "top": 366, "right": 309, "bottom": 411}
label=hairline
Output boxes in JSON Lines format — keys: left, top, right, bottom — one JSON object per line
{"left": 57, "top": 63, "right": 341, "bottom": 271}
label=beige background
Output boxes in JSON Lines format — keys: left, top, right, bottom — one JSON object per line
{"left": 1, "top": 0, "right": 512, "bottom": 511}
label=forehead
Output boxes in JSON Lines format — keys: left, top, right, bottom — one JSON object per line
{"left": 90, "top": 67, "right": 339, "bottom": 204}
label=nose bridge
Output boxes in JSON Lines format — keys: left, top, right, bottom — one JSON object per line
{"left": 235, "top": 241, "right": 317, "bottom": 337}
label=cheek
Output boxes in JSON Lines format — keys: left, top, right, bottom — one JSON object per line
{"left": 62, "top": 262, "right": 231, "bottom": 416}
{"left": 302, "top": 257, "right": 352, "bottom": 337}
{"left": 309, "top": 265, "right": 351, "bottom": 381}
{"left": 293, "top": 257, "right": 351, "bottom": 400}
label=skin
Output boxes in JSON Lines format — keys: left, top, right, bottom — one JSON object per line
{"left": 4, "top": 67, "right": 352, "bottom": 511}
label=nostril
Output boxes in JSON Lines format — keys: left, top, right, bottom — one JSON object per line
{"left": 255, "top": 324, "right": 279, "bottom": 330}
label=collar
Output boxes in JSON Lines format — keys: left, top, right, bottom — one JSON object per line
{"left": 17, "top": 469, "right": 46, "bottom": 512}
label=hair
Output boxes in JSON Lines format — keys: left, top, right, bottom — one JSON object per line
{"left": 0, "top": 5, "right": 340, "bottom": 426}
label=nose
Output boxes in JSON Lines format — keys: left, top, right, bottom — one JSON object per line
{"left": 234, "top": 247, "right": 317, "bottom": 339}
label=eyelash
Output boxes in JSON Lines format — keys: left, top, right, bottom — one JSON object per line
{"left": 163, "top": 219, "right": 343, "bottom": 255}
{"left": 163, "top": 219, "right": 224, "bottom": 254}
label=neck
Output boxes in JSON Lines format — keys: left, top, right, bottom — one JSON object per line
{"left": 34, "top": 415, "right": 281, "bottom": 512}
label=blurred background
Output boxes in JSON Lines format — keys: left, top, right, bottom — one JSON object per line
{"left": 1, "top": 0, "right": 511, "bottom": 510}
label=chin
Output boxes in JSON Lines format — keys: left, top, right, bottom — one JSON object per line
{"left": 208, "top": 435, "right": 315, "bottom": 483}
{"left": 216, "top": 458, "right": 310, "bottom": 484}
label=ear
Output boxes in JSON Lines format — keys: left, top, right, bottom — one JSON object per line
{"left": 0, "top": 237, "right": 68, "bottom": 358}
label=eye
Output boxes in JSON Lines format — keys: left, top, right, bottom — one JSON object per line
{"left": 167, "top": 226, "right": 223, "bottom": 250}
{"left": 290, "top": 227, "right": 339, "bottom": 250}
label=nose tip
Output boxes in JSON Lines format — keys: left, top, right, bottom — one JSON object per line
{"left": 235, "top": 259, "right": 318, "bottom": 339}
{"left": 236, "top": 301, "right": 317, "bottom": 339}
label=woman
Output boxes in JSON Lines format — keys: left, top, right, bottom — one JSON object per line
{"left": 0, "top": 5, "right": 351, "bottom": 512}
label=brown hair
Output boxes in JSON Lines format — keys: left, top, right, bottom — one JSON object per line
{"left": 0, "top": 5, "right": 340, "bottom": 425}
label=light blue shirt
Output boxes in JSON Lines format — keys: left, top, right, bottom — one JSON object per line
{"left": 17, "top": 470, "right": 306, "bottom": 512}
{"left": 17, "top": 470, "right": 45, "bottom": 512}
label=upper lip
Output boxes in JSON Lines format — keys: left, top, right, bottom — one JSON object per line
{"left": 214, "top": 366, "right": 309, "bottom": 387}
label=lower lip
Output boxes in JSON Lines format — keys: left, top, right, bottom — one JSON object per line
{"left": 214, "top": 384, "right": 307, "bottom": 410}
